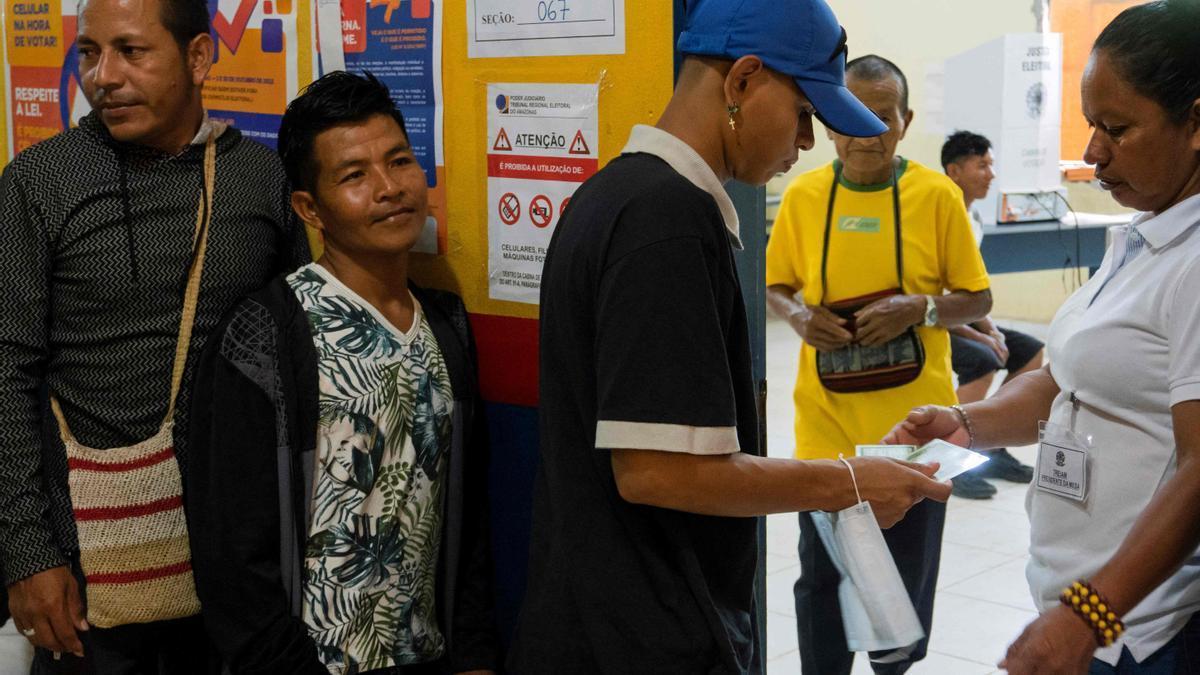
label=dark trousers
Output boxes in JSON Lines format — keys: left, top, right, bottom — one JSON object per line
{"left": 1087, "top": 612, "right": 1200, "bottom": 674}
{"left": 28, "top": 561, "right": 219, "bottom": 675}
{"left": 30, "top": 614, "right": 219, "bottom": 675}
{"left": 794, "top": 498, "right": 947, "bottom": 675}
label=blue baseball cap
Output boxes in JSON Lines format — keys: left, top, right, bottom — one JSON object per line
{"left": 677, "top": 0, "right": 887, "bottom": 138}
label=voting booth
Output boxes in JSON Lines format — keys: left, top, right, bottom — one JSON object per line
{"left": 944, "top": 33, "right": 1066, "bottom": 225}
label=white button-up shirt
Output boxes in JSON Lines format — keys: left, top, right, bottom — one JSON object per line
{"left": 1030, "top": 192, "right": 1200, "bottom": 665}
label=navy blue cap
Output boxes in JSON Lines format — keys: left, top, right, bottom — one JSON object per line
{"left": 677, "top": 0, "right": 887, "bottom": 138}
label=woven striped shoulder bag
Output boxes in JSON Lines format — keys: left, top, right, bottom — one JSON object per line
{"left": 47, "top": 137, "right": 215, "bottom": 627}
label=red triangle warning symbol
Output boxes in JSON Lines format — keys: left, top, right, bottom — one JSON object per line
{"left": 568, "top": 130, "right": 590, "bottom": 155}
{"left": 493, "top": 128, "right": 512, "bottom": 152}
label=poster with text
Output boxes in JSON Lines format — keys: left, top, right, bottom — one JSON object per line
{"left": 332, "top": 0, "right": 444, "bottom": 254}
{"left": 203, "top": 0, "right": 302, "bottom": 148}
{"left": 468, "top": 0, "right": 624, "bottom": 58}
{"left": 4, "top": 0, "right": 87, "bottom": 158}
{"left": 487, "top": 82, "right": 598, "bottom": 304}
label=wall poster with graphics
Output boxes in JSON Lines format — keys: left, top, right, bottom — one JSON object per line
{"left": 487, "top": 82, "right": 598, "bottom": 304}
{"left": 467, "top": 0, "right": 624, "bottom": 58}
{"left": 203, "top": 0, "right": 303, "bottom": 148}
{"left": 3, "top": 0, "right": 88, "bottom": 159}
{"left": 1, "top": 0, "right": 309, "bottom": 161}
{"left": 321, "top": 0, "right": 444, "bottom": 254}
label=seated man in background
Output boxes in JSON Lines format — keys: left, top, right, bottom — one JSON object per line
{"left": 187, "top": 71, "right": 498, "bottom": 674}
{"left": 940, "top": 130, "right": 1043, "bottom": 499}
{"left": 768, "top": 55, "right": 992, "bottom": 674}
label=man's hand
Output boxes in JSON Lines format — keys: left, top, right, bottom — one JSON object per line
{"left": 854, "top": 294, "right": 924, "bottom": 347}
{"left": 843, "top": 457, "right": 952, "bottom": 528}
{"left": 787, "top": 305, "right": 853, "bottom": 352}
{"left": 956, "top": 320, "right": 1009, "bottom": 364}
{"left": 883, "top": 405, "right": 971, "bottom": 449}
{"left": 9, "top": 566, "right": 88, "bottom": 657}
{"left": 999, "top": 604, "right": 1096, "bottom": 674}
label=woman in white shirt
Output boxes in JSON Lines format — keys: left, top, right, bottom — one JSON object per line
{"left": 886, "top": 2, "right": 1200, "bottom": 673}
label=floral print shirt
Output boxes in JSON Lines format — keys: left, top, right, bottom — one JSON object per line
{"left": 289, "top": 263, "right": 451, "bottom": 674}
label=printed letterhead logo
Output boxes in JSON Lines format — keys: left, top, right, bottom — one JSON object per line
{"left": 1055, "top": 450, "right": 1065, "bottom": 468}
{"left": 495, "top": 94, "right": 509, "bottom": 114}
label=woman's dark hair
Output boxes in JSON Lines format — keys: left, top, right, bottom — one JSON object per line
{"left": 277, "top": 71, "right": 408, "bottom": 192}
{"left": 1093, "top": 0, "right": 1200, "bottom": 124}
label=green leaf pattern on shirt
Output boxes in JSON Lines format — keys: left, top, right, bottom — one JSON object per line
{"left": 289, "top": 265, "right": 451, "bottom": 674}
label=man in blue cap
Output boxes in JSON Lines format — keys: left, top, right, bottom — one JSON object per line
{"left": 507, "top": 1, "right": 952, "bottom": 672}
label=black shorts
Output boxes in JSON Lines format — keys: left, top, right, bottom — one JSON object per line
{"left": 950, "top": 326, "right": 1044, "bottom": 385}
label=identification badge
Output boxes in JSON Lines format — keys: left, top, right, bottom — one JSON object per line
{"left": 1036, "top": 420, "right": 1090, "bottom": 501}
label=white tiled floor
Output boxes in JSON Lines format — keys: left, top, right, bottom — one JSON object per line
{"left": 763, "top": 317, "right": 1048, "bottom": 674}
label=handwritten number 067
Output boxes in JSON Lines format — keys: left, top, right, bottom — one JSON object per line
{"left": 537, "top": 0, "right": 569, "bottom": 21}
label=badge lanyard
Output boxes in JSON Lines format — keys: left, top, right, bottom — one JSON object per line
{"left": 1036, "top": 394, "right": 1093, "bottom": 503}
{"left": 820, "top": 162, "right": 904, "bottom": 305}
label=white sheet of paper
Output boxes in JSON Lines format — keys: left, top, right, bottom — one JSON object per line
{"left": 468, "top": 0, "right": 625, "bottom": 58}
{"left": 907, "top": 439, "right": 988, "bottom": 481}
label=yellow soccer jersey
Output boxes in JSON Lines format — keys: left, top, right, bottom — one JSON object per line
{"left": 766, "top": 158, "right": 989, "bottom": 460}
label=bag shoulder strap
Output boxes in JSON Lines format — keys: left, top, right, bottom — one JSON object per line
{"left": 819, "top": 162, "right": 905, "bottom": 305}
{"left": 51, "top": 137, "right": 217, "bottom": 441}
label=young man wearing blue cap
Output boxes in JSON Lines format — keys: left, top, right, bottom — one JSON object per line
{"left": 508, "top": 2, "right": 952, "bottom": 672}
{"left": 767, "top": 56, "right": 993, "bottom": 674}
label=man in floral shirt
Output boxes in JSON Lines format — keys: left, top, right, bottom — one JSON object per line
{"left": 186, "top": 72, "right": 498, "bottom": 675}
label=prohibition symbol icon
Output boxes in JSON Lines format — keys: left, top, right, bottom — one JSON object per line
{"left": 530, "top": 195, "right": 553, "bottom": 228}
{"left": 499, "top": 192, "right": 521, "bottom": 225}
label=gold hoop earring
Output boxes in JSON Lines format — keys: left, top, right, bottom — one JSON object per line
{"left": 727, "top": 104, "right": 740, "bottom": 131}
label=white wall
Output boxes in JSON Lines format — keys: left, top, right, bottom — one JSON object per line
{"left": 771, "top": 0, "right": 1039, "bottom": 186}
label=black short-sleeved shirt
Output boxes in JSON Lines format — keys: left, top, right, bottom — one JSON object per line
{"left": 509, "top": 129, "right": 761, "bottom": 674}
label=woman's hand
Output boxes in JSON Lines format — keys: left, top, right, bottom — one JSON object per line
{"left": 1000, "top": 604, "right": 1096, "bottom": 674}
{"left": 882, "top": 405, "right": 971, "bottom": 448}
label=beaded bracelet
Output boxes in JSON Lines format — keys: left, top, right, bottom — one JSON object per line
{"left": 950, "top": 404, "right": 976, "bottom": 449}
{"left": 1061, "top": 580, "right": 1125, "bottom": 647}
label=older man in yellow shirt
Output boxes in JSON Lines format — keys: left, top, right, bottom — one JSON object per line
{"left": 766, "top": 55, "right": 991, "bottom": 674}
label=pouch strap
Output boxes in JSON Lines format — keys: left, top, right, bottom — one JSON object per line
{"left": 51, "top": 136, "right": 217, "bottom": 441}
{"left": 819, "top": 162, "right": 904, "bottom": 306}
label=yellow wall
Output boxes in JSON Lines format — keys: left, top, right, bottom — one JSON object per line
{"left": 408, "top": 1, "right": 673, "bottom": 320}
{"left": 0, "top": 1, "right": 671, "bottom": 322}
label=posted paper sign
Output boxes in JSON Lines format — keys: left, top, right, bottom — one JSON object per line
{"left": 203, "top": 0, "right": 303, "bottom": 149}
{"left": 468, "top": 0, "right": 624, "bottom": 58}
{"left": 487, "top": 83, "right": 598, "bottom": 304}
{"left": 336, "top": 0, "right": 445, "bottom": 253}
{"left": 4, "top": 0, "right": 88, "bottom": 158}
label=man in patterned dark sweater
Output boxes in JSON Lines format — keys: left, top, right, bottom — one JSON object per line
{"left": 0, "top": 0, "right": 307, "bottom": 670}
